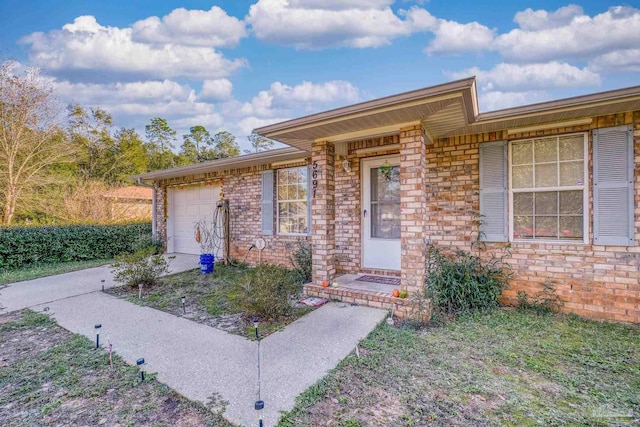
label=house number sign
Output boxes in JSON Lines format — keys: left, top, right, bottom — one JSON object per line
{"left": 312, "top": 160, "right": 319, "bottom": 198}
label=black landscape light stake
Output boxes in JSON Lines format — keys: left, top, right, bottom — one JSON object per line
{"left": 108, "top": 338, "right": 113, "bottom": 367}
{"left": 95, "top": 324, "right": 102, "bottom": 349}
{"left": 136, "top": 358, "right": 145, "bottom": 381}
{"left": 253, "top": 317, "right": 259, "bottom": 340}
{"left": 255, "top": 400, "right": 264, "bottom": 427}
{"left": 138, "top": 283, "right": 143, "bottom": 299}
{"left": 181, "top": 295, "right": 186, "bottom": 314}
{"left": 101, "top": 279, "right": 106, "bottom": 292}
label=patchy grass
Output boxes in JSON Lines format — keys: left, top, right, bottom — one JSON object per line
{"left": 0, "top": 259, "right": 112, "bottom": 286}
{"left": 0, "top": 310, "right": 233, "bottom": 427}
{"left": 279, "top": 310, "right": 640, "bottom": 426}
{"left": 106, "top": 263, "right": 314, "bottom": 339}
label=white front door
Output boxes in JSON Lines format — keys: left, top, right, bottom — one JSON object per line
{"left": 362, "top": 156, "right": 401, "bottom": 271}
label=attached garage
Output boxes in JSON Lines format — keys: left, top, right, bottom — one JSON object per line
{"left": 167, "top": 184, "right": 223, "bottom": 256}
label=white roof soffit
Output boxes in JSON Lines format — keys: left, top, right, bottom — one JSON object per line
{"left": 133, "top": 147, "right": 307, "bottom": 181}
{"left": 445, "top": 84, "right": 640, "bottom": 137}
{"left": 254, "top": 77, "right": 478, "bottom": 150}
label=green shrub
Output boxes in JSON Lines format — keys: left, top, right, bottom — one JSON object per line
{"left": 0, "top": 222, "right": 152, "bottom": 270}
{"left": 425, "top": 245, "right": 512, "bottom": 317}
{"left": 289, "top": 240, "right": 312, "bottom": 284}
{"left": 517, "top": 282, "right": 564, "bottom": 315}
{"left": 111, "top": 246, "right": 169, "bottom": 287}
{"left": 228, "top": 264, "right": 301, "bottom": 320}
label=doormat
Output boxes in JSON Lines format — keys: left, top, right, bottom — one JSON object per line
{"left": 356, "top": 275, "right": 401, "bottom": 286}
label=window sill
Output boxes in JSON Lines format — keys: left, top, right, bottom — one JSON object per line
{"left": 510, "top": 239, "right": 589, "bottom": 246}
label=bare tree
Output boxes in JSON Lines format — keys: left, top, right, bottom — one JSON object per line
{"left": 0, "top": 61, "right": 74, "bottom": 225}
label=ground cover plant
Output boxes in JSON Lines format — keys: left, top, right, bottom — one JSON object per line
{"left": 106, "top": 263, "right": 313, "bottom": 338}
{"left": 278, "top": 309, "right": 640, "bottom": 426}
{"left": 0, "top": 310, "right": 232, "bottom": 426}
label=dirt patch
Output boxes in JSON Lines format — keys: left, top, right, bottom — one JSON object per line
{"left": 0, "top": 310, "right": 234, "bottom": 427}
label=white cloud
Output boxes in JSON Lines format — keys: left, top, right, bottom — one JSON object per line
{"left": 495, "top": 6, "right": 640, "bottom": 63}
{"left": 513, "top": 4, "right": 584, "bottom": 31}
{"left": 288, "top": 0, "right": 394, "bottom": 10}
{"left": 479, "top": 90, "right": 552, "bottom": 111}
{"left": 246, "top": 0, "right": 416, "bottom": 49}
{"left": 426, "top": 19, "right": 495, "bottom": 55}
{"left": 588, "top": 49, "right": 640, "bottom": 73}
{"left": 449, "top": 62, "right": 601, "bottom": 91}
{"left": 200, "top": 79, "right": 233, "bottom": 101}
{"left": 131, "top": 6, "right": 247, "bottom": 47}
{"left": 240, "top": 80, "right": 360, "bottom": 117}
{"left": 20, "top": 15, "right": 247, "bottom": 81}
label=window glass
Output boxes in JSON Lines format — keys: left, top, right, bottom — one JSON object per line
{"left": 510, "top": 134, "right": 585, "bottom": 241}
{"left": 277, "top": 167, "right": 308, "bottom": 234}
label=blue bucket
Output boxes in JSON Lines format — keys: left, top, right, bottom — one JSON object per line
{"left": 199, "top": 254, "right": 215, "bottom": 274}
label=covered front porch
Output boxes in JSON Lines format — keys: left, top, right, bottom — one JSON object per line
{"left": 255, "top": 78, "right": 480, "bottom": 314}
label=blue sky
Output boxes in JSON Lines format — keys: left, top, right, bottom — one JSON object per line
{"left": 1, "top": 0, "right": 638, "bottom": 150}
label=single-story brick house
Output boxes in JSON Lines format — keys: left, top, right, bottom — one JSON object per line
{"left": 136, "top": 78, "right": 639, "bottom": 323}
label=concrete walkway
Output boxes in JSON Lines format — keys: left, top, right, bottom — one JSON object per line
{"left": 0, "top": 257, "right": 387, "bottom": 426}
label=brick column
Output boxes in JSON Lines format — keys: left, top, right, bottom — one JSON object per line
{"left": 311, "top": 140, "right": 336, "bottom": 285}
{"left": 154, "top": 183, "right": 168, "bottom": 251}
{"left": 399, "top": 125, "right": 428, "bottom": 294}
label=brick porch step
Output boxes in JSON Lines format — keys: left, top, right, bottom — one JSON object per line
{"left": 304, "top": 283, "right": 428, "bottom": 320}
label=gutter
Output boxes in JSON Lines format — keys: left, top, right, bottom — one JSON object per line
{"left": 137, "top": 177, "right": 157, "bottom": 239}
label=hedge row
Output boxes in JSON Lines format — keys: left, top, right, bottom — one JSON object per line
{"left": 0, "top": 222, "right": 153, "bottom": 270}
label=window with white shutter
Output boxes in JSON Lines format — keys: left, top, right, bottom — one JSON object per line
{"left": 261, "top": 170, "right": 274, "bottom": 235}
{"left": 593, "top": 125, "right": 634, "bottom": 246}
{"left": 479, "top": 141, "right": 508, "bottom": 242}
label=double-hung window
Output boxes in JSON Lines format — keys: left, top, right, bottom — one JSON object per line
{"left": 509, "top": 134, "right": 587, "bottom": 242}
{"left": 277, "top": 167, "right": 309, "bottom": 235}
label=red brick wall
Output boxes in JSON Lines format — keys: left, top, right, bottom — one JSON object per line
{"left": 431, "top": 111, "right": 640, "bottom": 323}
{"left": 156, "top": 162, "right": 309, "bottom": 268}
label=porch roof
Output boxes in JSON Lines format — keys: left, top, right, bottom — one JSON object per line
{"left": 255, "top": 78, "right": 640, "bottom": 148}
{"left": 254, "top": 77, "right": 479, "bottom": 151}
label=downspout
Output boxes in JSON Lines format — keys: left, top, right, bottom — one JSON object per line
{"left": 137, "top": 177, "right": 157, "bottom": 238}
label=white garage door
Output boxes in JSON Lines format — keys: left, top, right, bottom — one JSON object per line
{"left": 167, "top": 184, "right": 223, "bottom": 256}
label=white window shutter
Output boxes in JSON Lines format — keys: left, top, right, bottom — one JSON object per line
{"left": 479, "top": 141, "right": 508, "bottom": 242}
{"left": 593, "top": 125, "right": 634, "bottom": 246}
{"left": 261, "top": 170, "right": 274, "bottom": 235}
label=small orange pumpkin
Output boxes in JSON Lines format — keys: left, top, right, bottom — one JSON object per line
{"left": 392, "top": 289, "right": 400, "bottom": 298}
{"left": 321, "top": 280, "right": 329, "bottom": 288}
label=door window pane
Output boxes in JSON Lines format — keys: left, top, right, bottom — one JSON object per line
{"left": 371, "top": 166, "right": 400, "bottom": 239}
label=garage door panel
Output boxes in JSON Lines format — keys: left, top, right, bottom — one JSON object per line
{"left": 168, "top": 185, "right": 222, "bottom": 255}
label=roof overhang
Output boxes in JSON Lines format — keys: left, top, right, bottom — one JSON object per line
{"left": 133, "top": 147, "right": 307, "bottom": 181}
{"left": 447, "top": 85, "right": 640, "bottom": 137}
{"left": 255, "top": 77, "right": 478, "bottom": 151}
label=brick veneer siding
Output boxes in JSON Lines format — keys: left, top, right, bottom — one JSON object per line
{"left": 429, "top": 111, "right": 640, "bottom": 323}
{"left": 311, "top": 140, "right": 337, "bottom": 284}
{"left": 334, "top": 135, "right": 400, "bottom": 274}
{"left": 155, "top": 162, "right": 310, "bottom": 267}
{"left": 399, "top": 125, "right": 429, "bottom": 294}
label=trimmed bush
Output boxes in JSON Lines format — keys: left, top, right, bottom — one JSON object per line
{"left": 228, "top": 264, "right": 302, "bottom": 320}
{"left": 425, "top": 245, "right": 512, "bottom": 317}
{"left": 289, "top": 240, "right": 312, "bottom": 284}
{"left": 0, "top": 222, "right": 152, "bottom": 270}
{"left": 111, "top": 247, "right": 169, "bottom": 287}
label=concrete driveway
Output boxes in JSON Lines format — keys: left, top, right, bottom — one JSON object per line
{"left": 0, "top": 253, "right": 199, "bottom": 313}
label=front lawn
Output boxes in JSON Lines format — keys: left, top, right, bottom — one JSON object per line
{"left": 0, "top": 259, "right": 112, "bottom": 286}
{"left": 106, "top": 263, "right": 314, "bottom": 339}
{"left": 0, "top": 310, "right": 231, "bottom": 426}
{"left": 279, "top": 310, "right": 640, "bottom": 426}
